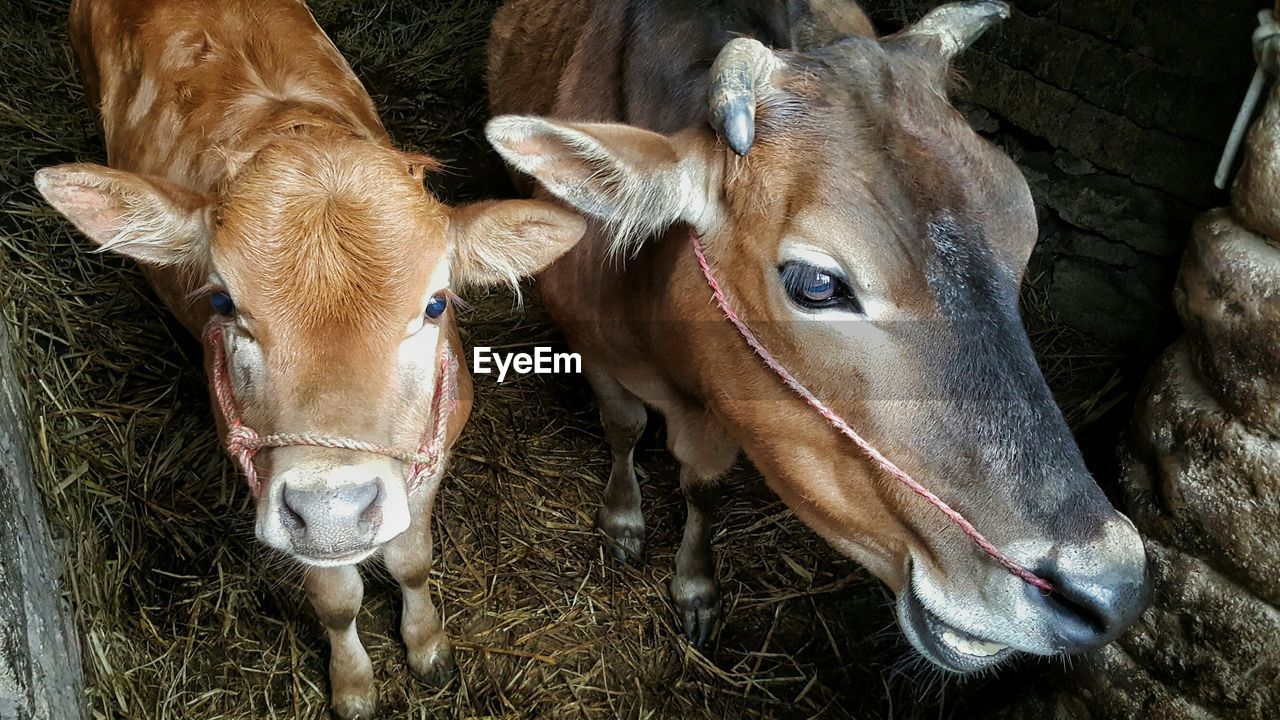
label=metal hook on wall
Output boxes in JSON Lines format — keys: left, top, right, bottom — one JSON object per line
{"left": 1214, "top": 8, "right": 1280, "bottom": 189}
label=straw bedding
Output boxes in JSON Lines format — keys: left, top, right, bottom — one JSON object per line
{"left": 0, "top": 0, "right": 1125, "bottom": 717}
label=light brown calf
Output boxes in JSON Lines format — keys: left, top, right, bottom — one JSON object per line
{"left": 35, "top": 1, "right": 583, "bottom": 716}
{"left": 487, "top": 0, "right": 1151, "bottom": 672}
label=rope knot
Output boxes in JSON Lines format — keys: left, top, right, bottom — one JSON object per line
{"left": 225, "top": 423, "right": 260, "bottom": 457}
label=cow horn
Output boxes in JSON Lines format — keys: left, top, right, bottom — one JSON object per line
{"left": 709, "top": 37, "right": 783, "bottom": 156}
{"left": 895, "top": 1, "right": 1010, "bottom": 63}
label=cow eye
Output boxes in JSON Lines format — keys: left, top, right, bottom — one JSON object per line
{"left": 779, "top": 262, "right": 862, "bottom": 313}
{"left": 424, "top": 293, "right": 448, "bottom": 320}
{"left": 210, "top": 291, "right": 236, "bottom": 317}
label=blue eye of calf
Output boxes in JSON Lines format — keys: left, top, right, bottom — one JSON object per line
{"left": 210, "top": 291, "right": 235, "bottom": 317}
{"left": 424, "top": 294, "right": 448, "bottom": 320}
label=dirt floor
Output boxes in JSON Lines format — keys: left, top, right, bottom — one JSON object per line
{"left": 0, "top": 1, "right": 1123, "bottom": 718}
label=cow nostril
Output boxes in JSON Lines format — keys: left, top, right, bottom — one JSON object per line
{"left": 278, "top": 478, "right": 385, "bottom": 551}
{"left": 280, "top": 486, "right": 307, "bottom": 538}
{"left": 1043, "top": 583, "right": 1109, "bottom": 637}
{"left": 356, "top": 479, "right": 384, "bottom": 531}
{"left": 1031, "top": 561, "right": 1151, "bottom": 653}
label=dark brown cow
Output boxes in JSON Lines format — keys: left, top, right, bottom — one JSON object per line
{"left": 486, "top": 0, "right": 1151, "bottom": 672}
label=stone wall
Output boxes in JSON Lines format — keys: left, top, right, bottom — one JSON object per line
{"left": 995, "top": 76, "right": 1280, "bottom": 720}
{"left": 0, "top": 318, "right": 84, "bottom": 720}
{"left": 858, "top": 3, "right": 1279, "bottom": 716}
{"left": 860, "top": 0, "right": 1263, "bottom": 424}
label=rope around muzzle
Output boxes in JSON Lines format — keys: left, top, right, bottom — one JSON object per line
{"left": 205, "top": 320, "right": 459, "bottom": 498}
{"left": 689, "top": 232, "right": 1054, "bottom": 592}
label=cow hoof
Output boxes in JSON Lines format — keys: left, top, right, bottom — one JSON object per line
{"left": 409, "top": 637, "right": 456, "bottom": 688}
{"left": 331, "top": 686, "right": 378, "bottom": 720}
{"left": 596, "top": 507, "right": 645, "bottom": 563}
{"left": 670, "top": 573, "right": 721, "bottom": 648}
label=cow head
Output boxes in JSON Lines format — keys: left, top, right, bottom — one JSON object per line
{"left": 35, "top": 135, "right": 584, "bottom": 566}
{"left": 486, "top": 1, "right": 1148, "bottom": 673}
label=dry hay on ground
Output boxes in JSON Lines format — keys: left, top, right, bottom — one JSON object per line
{"left": 0, "top": 1, "right": 1125, "bottom": 717}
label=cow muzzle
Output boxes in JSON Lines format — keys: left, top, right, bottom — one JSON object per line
{"left": 256, "top": 458, "right": 412, "bottom": 565}
{"left": 897, "top": 512, "right": 1151, "bottom": 673}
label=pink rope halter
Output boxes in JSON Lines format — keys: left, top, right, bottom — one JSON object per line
{"left": 205, "top": 320, "right": 459, "bottom": 498}
{"left": 689, "top": 232, "right": 1053, "bottom": 592}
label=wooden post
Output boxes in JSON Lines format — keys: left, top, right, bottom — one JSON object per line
{"left": 0, "top": 319, "right": 85, "bottom": 720}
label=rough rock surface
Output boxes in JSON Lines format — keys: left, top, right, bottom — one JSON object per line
{"left": 848, "top": 7, "right": 1280, "bottom": 711}
{"left": 0, "top": 318, "right": 84, "bottom": 720}
{"left": 994, "top": 61, "right": 1280, "bottom": 720}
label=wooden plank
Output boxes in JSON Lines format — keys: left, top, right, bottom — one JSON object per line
{"left": 0, "top": 319, "right": 84, "bottom": 720}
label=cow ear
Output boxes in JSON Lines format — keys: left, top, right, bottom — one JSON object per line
{"left": 447, "top": 199, "right": 585, "bottom": 288}
{"left": 485, "top": 115, "right": 719, "bottom": 255}
{"left": 34, "top": 163, "right": 214, "bottom": 267}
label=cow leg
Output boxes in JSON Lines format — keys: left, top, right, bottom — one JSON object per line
{"left": 665, "top": 405, "right": 738, "bottom": 647}
{"left": 383, "top": 488, "right": 454, "bottom": 686}
{"left": 305, "top": 565, "right": 376, "bottom": 720}
{"left": 586, "top": 366, "right": 648, "bottom": 562}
